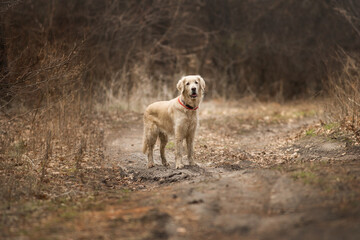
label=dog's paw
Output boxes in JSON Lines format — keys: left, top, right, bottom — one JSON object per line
{"left": 162, "top": 162, "right": 170, "bottom": 167}
{"left": 147, "top": 163, "right": 155, "bottom": 168}
{"left": 175, "top": 163, "right": 184, "bottom": 169}
{"left": 189, "top": 162, "right": 198, "bottom": 167}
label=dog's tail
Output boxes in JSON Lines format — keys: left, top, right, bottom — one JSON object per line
{"left": 142, "top": 136, "right": 148, "bottom": 154}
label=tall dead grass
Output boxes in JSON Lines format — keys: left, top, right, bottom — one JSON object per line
{"left": 327, "top": 52, "right": 360, "bottom": 142}
{"left": 0, "top": 37, "right": 97, "bottom": 209}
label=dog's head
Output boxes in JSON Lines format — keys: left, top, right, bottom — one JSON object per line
{"left": 177, "top": 75, "right": 205, "bottom": 100}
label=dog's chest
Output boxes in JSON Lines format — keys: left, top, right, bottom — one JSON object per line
{"left": 177, "top": 112, "right": 197, "bottom": 129}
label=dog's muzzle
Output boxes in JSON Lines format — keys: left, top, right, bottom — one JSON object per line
{"left": 190, "top": 88, "right": 197, "bottom": 98}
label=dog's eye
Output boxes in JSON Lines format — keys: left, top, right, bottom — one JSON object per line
{"left": 186, "top": 82, "right": 190, "bottom": 85}
{"left": 195, "top": 81, "right": 198, "bottom": 84}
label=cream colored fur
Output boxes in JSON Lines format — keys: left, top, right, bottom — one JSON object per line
{"left": 143, "top": 75, "right": 205, "bottom": 168}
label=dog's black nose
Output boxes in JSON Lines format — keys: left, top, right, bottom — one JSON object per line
{"left": 191, "top": 87, "right": 196, "bottom": 92}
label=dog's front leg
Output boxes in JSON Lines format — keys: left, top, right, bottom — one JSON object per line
{"left": 186, "top": 133, "right": 195, "bottom": 166}
{"left": 175, "top": 132, "right": 184, "bottom": 169}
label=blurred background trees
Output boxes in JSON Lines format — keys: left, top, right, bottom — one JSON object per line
{"left": 1, "top": 0, "right": 360, "bottom": 111}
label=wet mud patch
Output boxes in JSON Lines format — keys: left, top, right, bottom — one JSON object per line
{"left": 126, "top": 165, "right": 208, "bottom": 184}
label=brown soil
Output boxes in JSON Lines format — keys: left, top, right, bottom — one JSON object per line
{"left": 3, "top": 101, "right": 360, "bottom": 239}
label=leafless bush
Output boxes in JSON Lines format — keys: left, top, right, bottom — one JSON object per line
{"left": 323, "top": 0, "right": 360, "bottom": 142}
{"left": 0, "top": 0, "right": 92, "bottom": 205}
{"left": 327, "top": 52, "right": 360, "bottom": 141}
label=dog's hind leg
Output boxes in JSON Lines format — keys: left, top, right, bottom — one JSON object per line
{"left": 159, "top": 131, "right": 169, "bottom": 167}
{"left": 145, "top": 123, "right": 158, "bottom": 168}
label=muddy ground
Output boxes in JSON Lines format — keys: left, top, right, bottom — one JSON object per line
{"left": 3, "top": 101, "right": 360, "bottom": 239}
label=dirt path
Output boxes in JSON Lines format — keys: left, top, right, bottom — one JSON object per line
{"left": 15, "top": 102, "right": 359, "bottom": 240}
{"left": 88, "top": 102, "right": 360, "bottom": 240}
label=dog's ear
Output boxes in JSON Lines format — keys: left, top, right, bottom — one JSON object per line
{"left": 177, "top": 77, "right": 185, "bottom": 93}
{"left": 198, "top": 76, "right": 206, "bottom": 91}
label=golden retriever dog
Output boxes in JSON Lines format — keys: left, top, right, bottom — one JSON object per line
{"left": 143, "top": 75, "right": 206, "bottom": 168}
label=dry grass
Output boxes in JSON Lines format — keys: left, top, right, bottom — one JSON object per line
{"left": 0, "top": 105, "right": 94, "bottom": 202}
{"left": 98, "top": 64, "right": 181, "bottom": 113}
{"left": 0, "top": 105, "right": 139, "bottom": 238}
{"left": 326, "top": 52, "right": 360, "bottom": 143}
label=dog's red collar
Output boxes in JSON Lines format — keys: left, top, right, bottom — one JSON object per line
{"left": 178, "top": 97, "right": 198, "bottom": 110}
